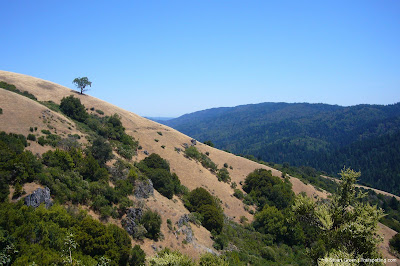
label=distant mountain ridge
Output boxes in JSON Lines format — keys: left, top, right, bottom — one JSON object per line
{"left": 163, "top": 102, "right": 400, "bottom": 195}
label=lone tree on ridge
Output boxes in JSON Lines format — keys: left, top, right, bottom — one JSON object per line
{"left": 73, "top": 77, "right": 92, "bottom": 94}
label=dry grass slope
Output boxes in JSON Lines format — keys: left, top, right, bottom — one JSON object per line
{"left": 0, "top": 70, "right": 397, "bottom": 260}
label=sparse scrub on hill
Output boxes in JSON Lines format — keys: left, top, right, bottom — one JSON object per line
{"left": 37, "top": 133, "right": 62, "bottom": 147}
{"left": 27, "top": 133, "right": 36, "bottom": 141}
{"left": 233, "top": 189, "right": 244, "bottom": 199}
{"left": 217, "top": 167, "right": 230, "bottom": 183}
{"left": 0, "top": 107, "right": 2, "bottom": 114}
{"left": 203, "top": 140, "right": 214, "bottom": 147}
{"left": 0, "top": 131, "right": 137, "bottom": 221}
{"left": 184, "top": 146, "right": 218, "bottom": 172}
{"left": 95, "top": 109, "right": 104, "bottom": 115}
{"left": 0, "top": 81, "right": 37, "bottom": 100}
{"left": 40, "top": 100, "right": 61, "bottom": 113}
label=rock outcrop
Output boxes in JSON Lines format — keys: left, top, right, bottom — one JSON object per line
{"left": 24, "top": 187, "right": 53, "bottom": 209}
{"left": 134, "top": 179, "right": 154, "bottom": 198}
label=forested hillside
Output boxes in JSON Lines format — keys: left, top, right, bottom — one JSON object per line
{"left": 163, "top": 102, "right": 400, "bottom": 195}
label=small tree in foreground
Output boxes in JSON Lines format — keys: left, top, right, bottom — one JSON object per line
{"left": 73, "top": 77, "right": 92, "bottom": 94}
{"left": 292, "top": 168, "right": 384, "bottom": 263}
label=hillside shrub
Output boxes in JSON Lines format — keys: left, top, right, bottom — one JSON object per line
{"left": 27, "top": 134, "right": 36, "bottom": 141}
{"left": 185, "top": 187, "right": 224, "bottom": 233}
{"left": 203, "top": 140, "right": 214, "bottom": 147}
{"left": 0, "top": 202, "right": 131, "bottom": 265}
{"left": 184, "top": 146, "right": 218, "bottom": 172}
{"left": 60, "top": 95, "right": 88, "bottom": 122}
{"left": 140, "top": 209, "right": 162, "bottom": 240}
{"left": 243, "top": 168, "right": 295, "bottom": 210}
{"left": 129, "top": 245, "right": 146, "bottom": 266}
{"left": 137, "top": 153, "right": 185, "bottom": 199}
{"left": 217, "top": 167, "right": 230, "bottom": 182}
{"left": 390, "top": 233, "right": 400, "bottom": 254}
{"left": 233, "top": 189, "right": 244, "bottom": 199}
{"left": 0, "top": 81, "right": 37, "bottom": 100}
{"left": 0, "top": 108, "right": 2, "bottom": 114}
{"left": 88, "top": 137, "right": 113, "bottom": 165}
{"left": 95, "top": 109, "right": 104, "bottom": 115}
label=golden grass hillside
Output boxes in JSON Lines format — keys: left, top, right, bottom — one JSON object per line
{"left": 0, "top": 70, "right": 397, "bottom": 260}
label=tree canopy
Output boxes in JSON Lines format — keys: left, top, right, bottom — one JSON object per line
{"left": 73, "top": 77, "right": 92, "bottom": 94}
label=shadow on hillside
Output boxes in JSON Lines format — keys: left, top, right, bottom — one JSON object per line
{"left": 36, "top": 81, "right": 55, "bottom": 90}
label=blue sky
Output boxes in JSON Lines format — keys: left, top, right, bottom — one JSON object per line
{"left": 2, "top": 1, "right": 400, "bottom": 117}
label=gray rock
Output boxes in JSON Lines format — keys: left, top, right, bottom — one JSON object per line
{"left": 24, "top": 187, "right": 53, "bottom": 209}
{"left": 143, "top": 150, "right": 149, "bottom": 155}
{"left": 183, "top": 143, "right": 189, "bottom": 149}
{"left": 126, "top": 207, "right": 144, "bottom": 221}
{"left": 181, "top": 225, "right": 194, "bottom": 243}
{"left": 134, "top": 179, "right": 154, "bottom": 198}
{"left": 177, "top": 214, "right": 190, "bottom": 227}
{"left": 122, "top": 207, "right": 144, "bottom": 236}
{"left": 191, "top": 139, "right": 197, "bottom": 145}
{"left": 121, "top": 217, "right": 137, "bottom": 236}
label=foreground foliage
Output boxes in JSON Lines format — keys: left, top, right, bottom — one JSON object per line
{"left": 0, "top": 202, "right": 135, "bottom": 265}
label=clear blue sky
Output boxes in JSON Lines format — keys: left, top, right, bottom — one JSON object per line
{"left": 2, "top": 1, "right": 400, "bottom": 117}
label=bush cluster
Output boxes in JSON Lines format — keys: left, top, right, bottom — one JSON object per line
{"left": 185, "top": 187, "right": 224, "bottom": 233}
{"left": 243, "top": 168, "right": 295, "bottom": 210}
{"left": 0, "top": 81, "right": 37, "bottom": 100}
{"left": 184, "top": 146, "right": 218, "bottom": 172}
{"left": 137, "top": 153, "right": 185, "bottom": 199}
{"left": 0, "top": 202, "right": 140, "bottom": 265}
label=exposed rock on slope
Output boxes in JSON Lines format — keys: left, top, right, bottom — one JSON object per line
{"left": 24, "top": 187, "right": 53, "bottom": 209}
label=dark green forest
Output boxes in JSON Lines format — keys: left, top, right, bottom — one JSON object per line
{"left": 163, "top": 102, "right": 400, "bottom": 195}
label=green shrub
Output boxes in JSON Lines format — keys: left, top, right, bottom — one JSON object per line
{"left": 217, "top": 168, "right": 230, "bottom": 182}
{"left": 27, "top": 134, "right": 36, "bottom": 141}
{"left": 129, "top": 245, "right": 146, "bottom": 266}
{"left": 199, "top": 253, "right": 228, "bottom": 266}
{"left": 140, "top": 209, "right": 162, "bottom": 240}
{"left": 38, "top": 136, "right": 46, "bottom": 146}
{"left": 203, "top": 140, "right": 214, "bottom": 147}
{"left": 95, "top": 109, "right": 104, "bottom": 115}
{"left": 390, "top": 233, "right": 400, "bottom": 253}
{"left": 88, "top": 137, "right": 113, "bottom": 165}
{"left": 140, "top": 153, "right": 170, "bottom": 171}
{"left": 243, "top": 168, "right": 295, "bottom": 210}
{"left": 0, "top": 81, "right": 37, "bottom": 100}
{"left": 29, "top": 127, "right": 33, "bottom": 132}
{"left": 0, "top": 108, "right": 2, "bottom": 114}
{"left": 233, "top": 189, "right": 244, "bottom": 199}
{"left": 41, "top": 129, "right": 51, "bottom": 135}
{"left": 198, "top": 205, "right": 224, "bottom": 234}
{"left": 157, "top": 131, "right": 163, "bottom": 136}
{"left": 40, "top": 101, "right": 61, "bottom": 112}
{"left": 185, "top": 187, "right": 224, "bottom": 233}
{"left": 186, "top": 187, "right": 215, "bottom": 212}
{"left": 60, "top": 95, "right": 88, "bottom": 122}
{"left": 185, "top": 146, "right": 201, "bottom": 160}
